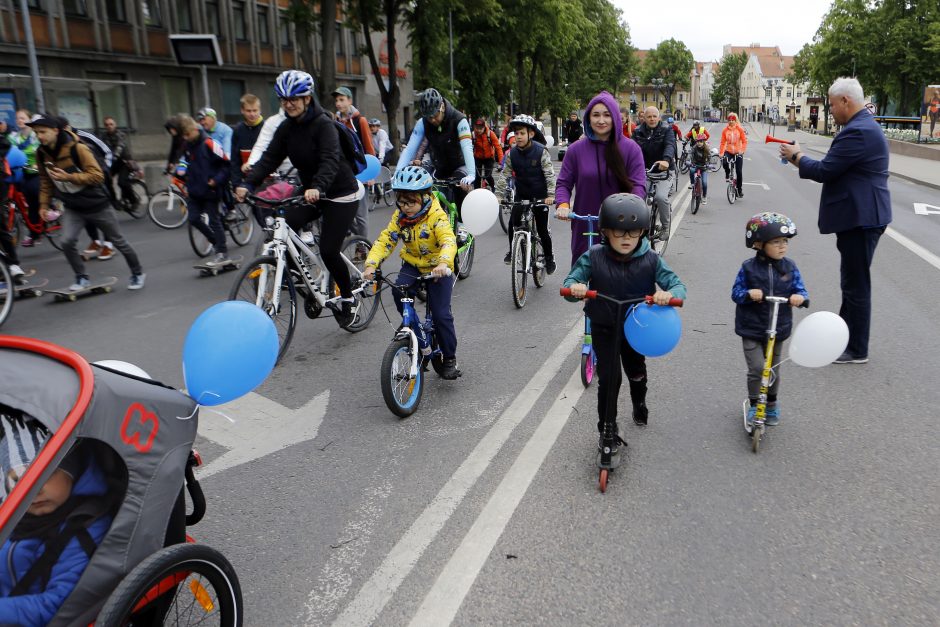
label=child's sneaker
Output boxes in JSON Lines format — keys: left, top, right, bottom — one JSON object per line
{"left": 632, "top": 401, "right": 648, "bottom": 426}
{"left": 746, "top": 405, "right": 757, "bottom": 427}
{"left": 765, "top": 403, "right": 780, "bottom": 426}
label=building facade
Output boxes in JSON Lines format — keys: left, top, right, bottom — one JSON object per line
{"left": 0, "top": 0, "right": 412, "bottom": 158}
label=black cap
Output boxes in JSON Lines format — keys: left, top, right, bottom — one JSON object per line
{"left": 25, "top": 113, "right": 61, "bottom": 130}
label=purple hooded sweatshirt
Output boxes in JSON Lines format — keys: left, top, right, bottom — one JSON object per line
{"left": 556, "top": 91, "right": 647, "bottom": 266}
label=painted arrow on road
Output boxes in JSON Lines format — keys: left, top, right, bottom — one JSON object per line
{"left": 196, "top": 390, "right": 330, "bottom": 479}
{"left": 914, "top": 203, "right": 940, "bottom": 216}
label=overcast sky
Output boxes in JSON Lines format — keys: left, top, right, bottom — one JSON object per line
{"left": 613, "top": 0, "right": 831, "bottom": 61}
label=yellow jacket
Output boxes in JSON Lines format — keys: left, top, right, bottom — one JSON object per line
{"left": 365, "top": 196, "right": 457, "bottom": 273}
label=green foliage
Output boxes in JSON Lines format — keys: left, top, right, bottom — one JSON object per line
{"left": 711, "top": 51, "right": 748, "bottom": 113}
{"left": 641, "top": 39, "right": 694, "bottom": 112}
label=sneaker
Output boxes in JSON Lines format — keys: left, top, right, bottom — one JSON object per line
{"left": 69, "top": 276, "right": 90, "bottom": 292}
{"left": 82, "top": 242, "right": 102, "bottom": 257}
{"left": 737, "top": 189, "right": 744, "bottom": 198}
{"left": 334, "top": 297, "right": 358, "bottom": 328}
{"left": 746, "top": 405, "right": 757, "bottom": 427}
{"left": 765, "top": 404, "right": 780, "bottom": 426}
{"left": 545, "top": 259, "right": 556, "bottom": 275}
{"left": 503, "top": 251, "right": 511, "bottom": 265}
{"left": 20, "top": 235, "right": 36, "bottom": 248}
{"left": 127, "top": 273, "right": 146, "bottom": 290}
{"left": 8, "top": 264, "right": 24, "bottom": 279}
{"left": 97, "top": 244, "right": 116, "bottom": 261}
{"left": 833, "top": 351, "right": 868, "bottom": 364}
{"left": 633, "top": 401, "right": 648, "bottom": 426}
{"left": 206, "top": 253, "right": 230, "bottom": 267}
{"left": 701, "top": 197, "right": 708, "bottom": 206}
{"left": 300, "top": 230, "right": 315, "bottom": 245}
{"left": 440, "top": 357, "right": 461, "bottom": 380}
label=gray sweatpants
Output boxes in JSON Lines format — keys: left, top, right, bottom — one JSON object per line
{"left": 743, "top": 337, "right": 783, "bottom": 400}
{"left": 61, "top": 206, "right": 142, "bottom": 278}
{"left": 350, "top": 194, "right": 369, "bottom": 239}
{"left": 653, "top": 171, "right": 674, "bottom": 233}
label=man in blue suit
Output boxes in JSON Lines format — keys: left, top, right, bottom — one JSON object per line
{"left": 780, "top": 77, "right": 891, "bottom": 364}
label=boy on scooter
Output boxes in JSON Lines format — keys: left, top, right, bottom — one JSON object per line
{"left": 732, "top": 212, "right": 809, "bottom": 426}
{"left": 563, "top": 194, "right": 685, "bottom": 452}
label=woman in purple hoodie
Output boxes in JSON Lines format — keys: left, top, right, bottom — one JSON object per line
{"left": 555, "top": 91, "right": 647, "bottom": 266}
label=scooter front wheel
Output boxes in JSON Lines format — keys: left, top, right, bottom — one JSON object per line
{"left": 751, "top": 426, "right": 762, "bottom": 454}
{"left": 580, "top": 352, "right": 595, "bottom": 387}
{"left": 599, "top": 468, "right": 608, "bottom": 493}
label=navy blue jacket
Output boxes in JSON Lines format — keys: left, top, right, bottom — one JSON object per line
{"left": 798, "top": 109, "right": 892, "bottom": 234}
{"left": 183, "top": 130, "right": 230, "bottom": 200}
{"left": 509, "top": 142, "right": 548, "bottom": 200}
{"left": 732, "top": 254, "right": 809, "bottom": 341}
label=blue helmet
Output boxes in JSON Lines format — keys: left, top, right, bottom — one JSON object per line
{"left": 667, "top": 116, "right": 675, "bottom": 124}
{"left": 275, "top": 70, "right": 314, "bottom": 99}
{"left": 391, "top": 165, "right": 433, "bottom": 192}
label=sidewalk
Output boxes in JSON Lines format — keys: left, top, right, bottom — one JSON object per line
{"left": 750, "top": 123, "right": 940, "bottom": 191}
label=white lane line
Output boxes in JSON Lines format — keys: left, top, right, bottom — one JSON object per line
{"left": 885, "top": 227, "right": 940, "bottom": 271}
{"left": 325, "top": 320, "right": 585, "bottom": 627}
{"left": 408, "top": 367, "right": 584, "bottom": 626}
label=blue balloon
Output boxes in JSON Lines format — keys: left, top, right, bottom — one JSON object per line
{"left": 183, "top": 301, "right": 279, "bottom": 406}
{"left": 355, "top": 154, "right": 382, "bottom": 182}
{"left": 624, "top": 304, "right": 682, "bottom": 357}
{"left": 4, "top": 146, "right": 25, "bottom": 183}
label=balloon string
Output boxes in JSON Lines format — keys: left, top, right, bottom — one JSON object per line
{"left": 177, "top": 390, "right": 225, "bottom": 421}
{"left": 627, "top": 303, "right": 647, "bottom": 328}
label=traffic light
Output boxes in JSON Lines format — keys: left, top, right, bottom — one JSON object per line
{"left": 630, "top": 101, "right": 637, "bottom": 113}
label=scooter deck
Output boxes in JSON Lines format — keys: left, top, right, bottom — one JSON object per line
{"left": 47, "top": 277, "right": 118, "bottom": 302}
{"left": 194, "top": 256, "right": 243, "bottom": 276}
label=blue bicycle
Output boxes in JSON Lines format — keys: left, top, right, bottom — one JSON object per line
{"left": 376, "top": 268, "right": 454, "bottom": 417}
{"left": 568, "top": 212, "right": 600, "bottom": 387}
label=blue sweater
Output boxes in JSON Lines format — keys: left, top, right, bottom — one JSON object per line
{"left": 0, "top": 460, "right": 111, "bottom": 627}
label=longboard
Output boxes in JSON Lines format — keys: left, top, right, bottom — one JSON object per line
{"left": 194, "top": 255, "right": 243, "bottom": 277}
{"left": 47, "top": 277, "right": 118, "bottom": 302}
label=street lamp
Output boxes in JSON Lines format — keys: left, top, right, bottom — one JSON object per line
{"left": 651, "top": 78, "right": 664, "bottom": 109}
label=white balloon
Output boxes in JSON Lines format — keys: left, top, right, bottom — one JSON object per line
{"left": 94, "top": 360, "right": 152, "bottom": 379}
{"left": 788, "top": 312, "right": 849, "bottom": 368}
{"left": 460, "top": 188, "right": 499, "bottom": 234}
{"left": 545, "top": 135, "right": 555, "bottom": 148}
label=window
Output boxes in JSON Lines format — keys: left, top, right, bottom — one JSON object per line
{"left": 141, "top": 0, "right": 161, "bottom": 27}
{"left": 87, "top": 72, "right": 130, "bottom": 127}
{"left": 335, "top": 24, "right": 343, "bottom": 57}
{"left": 63, "top": 0, "right": 86, "bottom": 16}
{"left": 796, "top": 90, "right": 802, "bottom": 98}
{"left": 104, "top": 0, "right": 125, "bottom": 21}
{"left": 206, "top": 2, "right": 221, "bottom": 36}
{"left": 221, "top": 80, "right": 245, "bottom": 124}
{"left": 161, "top": 76, "right": 192, "bottom": 117}
{"left": 233, "top": 2, "right": 247, "bottom": 40}
{"left": 176, "top": 0, "right": 192, "bottom": 31}
{"left": 279, "top": 11, "right": 291, "bottom": 48}
{"left": 257, "top": 7, "right": 270, "bottom": 44}
{"left": 27, "top": 0, "right": 41, "bottom": 8}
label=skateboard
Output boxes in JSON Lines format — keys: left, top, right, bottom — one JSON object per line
{"left": 14, "top": 278, "right": 49, "bottom": 298}
{"left": 194, "top": 256, "right": 243, "bottom": 277}
{"left": 47, "top": 277, "right": 118, "bottom": 302}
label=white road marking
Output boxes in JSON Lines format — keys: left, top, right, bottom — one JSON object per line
{"left": 197, "top": 389, "right": 330, "bottom": 479}
{"left": 885, "top": 227, "right": 940, "bottom": 272}
{"left": 327, "top": 321, "right": 584, "bottom": 627}
{"left": 913, "top": 203, "right": 940, "bottom": 216}
{"left": 409, "top": 367, "right": 584, "bottom": 626}
{"left": 743, "top": 181, "right": 770, "bottom": 190}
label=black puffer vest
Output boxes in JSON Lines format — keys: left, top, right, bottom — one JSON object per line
{"left": 585, "top": 244, "right": 658, "bottom": 327}
{"left": 509, "top": 142, "right": 547, "bottom": 200}
{"left": 425, "top": 101, "right": 466, "bottom": 177}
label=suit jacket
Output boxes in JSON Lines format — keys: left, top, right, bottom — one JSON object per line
{"left": 798, "top": 109, "right": 892, "bottom": 234}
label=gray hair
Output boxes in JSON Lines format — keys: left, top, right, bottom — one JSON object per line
{"left": 829, "top": 77, "right": 864, "bottom": 103}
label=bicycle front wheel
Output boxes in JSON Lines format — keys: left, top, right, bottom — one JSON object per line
{"left": 188, "top": 220, "right": 214, "bottom": 258}
{"left": 510, "top": 234, "right": 528, "bottom": 308}
{"left": 149, "top": 190, "right": 188, "bottom": 229}
{"left": 498, "top": 203, "right": 512, "bottom": 233}
{"left": 229, "top": 203, "right": 254, "bottom": 246}
{"left": 96, "top": 543, "right": 242, "bottom": 627}
{"left": 230, "top": 256, "right": 297, "bottom": 363}
{"left": 381, "top": 337, "right": 423, "bottom": 418}
{"left": 531, "top": 237, "right": 546, "bottom": 288}
{"left": 0, "top": 260, "right": 14, "bottom": 329}
{"left": 456, "top": 237, "right": 474, "bottom": 280}
{"left": 44, "top": 219, "right": 63, "bottom": 251}
{"left": 331, "top": 235, "right": 380, "bottom": 333}
{"left": 691, "top": 182, "right": 701, "bottom": 215}
{"left": 727, "top": 181, "right": 737, "bottom": 205}
{"left": 123, "top": 179, "right": 149, "bottom": 218}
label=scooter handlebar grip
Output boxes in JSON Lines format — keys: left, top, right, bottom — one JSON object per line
{"left": 643, "top": 296, "right": 684, "bottom": 307}
{"left": 559, "top": 288, "right": 597, "bottom": 299}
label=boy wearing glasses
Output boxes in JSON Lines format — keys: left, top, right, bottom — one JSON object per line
{"left": 362, "top": 165, "right": 461, "bottom": 380}
{"left": 564, "top": 194, "right": 685, "bottom": 452}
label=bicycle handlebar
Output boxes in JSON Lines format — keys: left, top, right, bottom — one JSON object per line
{"left": 560, "top": 288, "right": 684, "bottom": 308}
{"left": 567, "top": 212, "right": 599, "bottom": 221}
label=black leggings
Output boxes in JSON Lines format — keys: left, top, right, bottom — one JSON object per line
{"left": 592, "top": 323, "right": 647, "bottom": 434}
{"left": 284, "top": 198, "right": 358, "bottom": 297}
{"left": 508, "top": 202, "right": 553, "bottom": 262}
{"left": 722, "top": 154, "right": 743, "bottom": 190}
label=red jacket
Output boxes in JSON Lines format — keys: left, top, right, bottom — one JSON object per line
{"left": 473, "top": 126, "right": 504, "bottom": 161}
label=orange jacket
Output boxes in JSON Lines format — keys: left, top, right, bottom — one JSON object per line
{"left": 473, "top": 127, "right": 504, "bottom": 161}
{"left": 719, "top": 124, "right": 748, "bottom": 156}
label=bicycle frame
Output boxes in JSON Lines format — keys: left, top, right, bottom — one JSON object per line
{"left": 380, "top": 271, "right": 441, "bottom": 378}
{"left": 511, "top": 201, "right": 545, "bottom": 274}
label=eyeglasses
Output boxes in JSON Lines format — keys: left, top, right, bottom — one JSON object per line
{"left": 396, "top": 197, "right": 422, "bottom": 209}
{"left": 608, "top": 228, "right": 644, "bottom": 239}
{"left": 278, "top": 96, "right": 304, "bottom": 104}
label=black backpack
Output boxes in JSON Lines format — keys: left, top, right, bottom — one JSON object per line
{"left": 328, "top": 115, "right": 367, "bottom": 175}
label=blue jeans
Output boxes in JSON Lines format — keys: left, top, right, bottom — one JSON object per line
{"left": 689, "top": 166, "right": 708, "bottom": 197}
{"left": 836, "top": 226, "right": 884, "bottom": 357}
{"left": 393, "top": 263, "right": 457, "bottom": 359}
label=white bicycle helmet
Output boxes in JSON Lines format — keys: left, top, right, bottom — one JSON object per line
{"left": 275, "top": 70, "right": 314, "bottom": 99}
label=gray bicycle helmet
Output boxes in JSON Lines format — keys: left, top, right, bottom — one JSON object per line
{"left": 599, "top": 193, "right": 650, "bottom": 232}
{"left": 368, "top": 118, "right": 381, "bottom": 126}
{"left": 417, "top": 88, "right": 444, "bottom": 119}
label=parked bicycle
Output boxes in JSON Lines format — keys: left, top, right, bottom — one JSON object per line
{"left": 230, "top": 194, "right": 380, "bottom": 362}
{"left": 508, "top": 200, "right": 548, "bottom": 308}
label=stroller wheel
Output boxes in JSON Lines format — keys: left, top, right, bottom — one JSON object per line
{"left": 97, "top": 543, "right": 242, "bottom": 627}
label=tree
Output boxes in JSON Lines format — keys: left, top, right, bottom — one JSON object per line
{"left": 642, "top": 39, "right": 694, "bottom": 112}
{"left": 711, "top": 51, "right": 748, "bottom": 115}
{"left": 284, "top": 0, "right": 337, "bottom": 103}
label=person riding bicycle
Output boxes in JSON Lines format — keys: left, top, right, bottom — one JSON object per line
{"left": 361, "top": 165, "right": 461, "bottom": 380}
{"left": 9, "top": 110, "right": 42, "bottom": 247}
{"left": 0, "top": 412, "right": 114, "bottom": 626}
{"left": 495, "top": 114, "right": 556, "bottom": 274}
{"left": 369, "top": 118, "right": 394, "bottom": 166}
{"left": 719, "top": 112, "right": 747, "bottom": 198}
{"left": 684, "top": 119, "right": 710, "bottom": 142}
{"left": 397, "top": 88, "right": 475, "bottom": 215}
{"left": 236, "top": 69, "right": 363, "bottom": 327}
{"left": 732, "top": 212, "right": 808, "bottom": 426}
{"left": 0, "top": 137, "right": 26, "bottom": 281}
{"left": 100, "top": 116, "right": 136, "bottom": 210}
{"left": 471, "top": 118, "right": 503, "bottom": 190}
{"left": 563, "top": 193, "right": 685, "bottom": 452}
{"left": 179, "top": 115, "right": 232, "bottom": 267}
{"left": 688, "top": 135, "right": 711, "bottom": 205}
{"left": 666, "top": 116, "right": 682, "bottom": 142}
{"left": 632, "top": 106, "right": 677, "bottom": 242}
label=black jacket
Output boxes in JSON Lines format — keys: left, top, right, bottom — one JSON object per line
{"left": 183, "top": 130, "right": 230, "bottom": 200}
{"left": 247, "top": 101, "right": 358, "bottom": 198}
{"left": 633, "top": 122, "right": 677, "bottom": 170}
{"left": 230, "top": 120, "right": 264, "bottom": 187}
{"left": 563, "top": 118, "right": 583, "bottom": 143}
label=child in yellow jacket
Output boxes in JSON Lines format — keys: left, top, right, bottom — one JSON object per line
{"left": 362, "top": 165, "right": 461, "bottom": 379}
